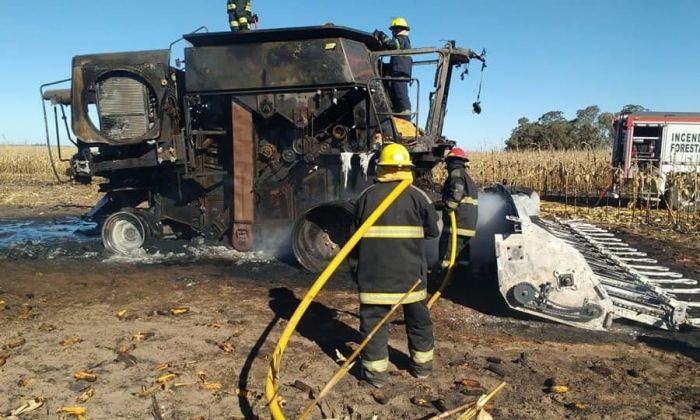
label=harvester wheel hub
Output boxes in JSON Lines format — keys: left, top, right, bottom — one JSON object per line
{"left": 102, "top": 211, "right": 148, "bottom": 255}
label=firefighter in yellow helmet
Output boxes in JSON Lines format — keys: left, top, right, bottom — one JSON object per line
{"left": 351, "top": 143, "right": 439, "bottom": 387}
{"left": 373, "top": 18, "right": 413, "bottom": 120}
{"left": 227, "top": 0, "right": 256, "bottom": 31}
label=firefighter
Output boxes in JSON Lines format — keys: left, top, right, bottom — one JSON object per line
{"left": 227, "top": 0, "right": 254, "bottom": 31}
{"left": 352, "top": 143, "right": 440, "bottom": 387}
{"left": 440, "top": 147, "right": 479, "bottom": 268}
{"left": 374, "top": 18, "right": 413, "bottom": 120}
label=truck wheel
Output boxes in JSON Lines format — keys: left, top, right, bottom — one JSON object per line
{"left": 292, "top": 201, "right": 354, "bottom": 272}
{"left": 102, "top": 210, "right": 151, "bottom": 255}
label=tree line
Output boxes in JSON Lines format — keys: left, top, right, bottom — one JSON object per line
{"left": 505, "top": 104, "right": 648, "bottom": 150}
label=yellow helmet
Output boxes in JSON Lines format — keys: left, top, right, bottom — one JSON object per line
{"left": 377, "top": 143, "right": 413, "bottom": 167}
{"left": 390, "top": 17, "right": 409, "bottom": 30}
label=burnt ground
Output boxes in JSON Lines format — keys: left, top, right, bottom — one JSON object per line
{"left": 0, "top": 207, "right": 699, "bottom": 419}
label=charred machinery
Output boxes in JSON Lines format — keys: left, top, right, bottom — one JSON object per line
{"left": 41, "top": 26, "right": 483, "bottom": 260}
{"left": 41, "top": 25, "right": 699, "bottom": 332}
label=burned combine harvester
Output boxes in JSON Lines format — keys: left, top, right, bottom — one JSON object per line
{"left": 41, "top": 26, "right": 700, "bottom": 332}
{"left": 40, "top": 26, "right": 480, "bottom": 263}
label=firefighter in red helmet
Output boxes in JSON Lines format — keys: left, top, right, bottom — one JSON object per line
{"left": 440, "top": 147, "right": 478, "bottom": 268}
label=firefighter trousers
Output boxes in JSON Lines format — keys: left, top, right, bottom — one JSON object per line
{"left": 389, "top": 78, "right": 411, "bottom": 120}
{"left": 228, "top": 0, "right": 252, "bottom": 31}
{"left": 439, "top": 234, "right": 471, "bottom": 269}
{"left": 359, "top": 301, "right": 434, "bottom": 374}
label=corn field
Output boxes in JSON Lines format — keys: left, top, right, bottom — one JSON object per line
{"left": 1, "top": 145, "right": 699, "bottom": 232}
{"left": 0, "top": 145, "right": 75, "bottom": 183}
{"left": 463, "top": 148, "right": 700, "bottom": 232}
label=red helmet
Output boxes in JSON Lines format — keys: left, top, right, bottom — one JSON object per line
{"left": 446, "top": 147, "right": 469, "bottom": 161}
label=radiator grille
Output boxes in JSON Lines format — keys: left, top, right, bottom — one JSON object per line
{"left": 97, "top": 76, "right": 150, "bottom": 142}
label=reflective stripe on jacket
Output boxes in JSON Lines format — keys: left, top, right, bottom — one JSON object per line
{"left": 352, "top": 181, "right": 439, "bottom": 302}
{"left": 380, "top": 33, "right": 412, "bottom": 77}
{"left": 442, "top": 163, "right": 478, "bottom": 237}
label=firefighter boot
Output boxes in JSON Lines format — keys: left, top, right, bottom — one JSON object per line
{"left": 360, "top": 367, "right": 387, "bottom": 388}
{"left": 410, "top": 361, "right": 433, "bottom": 379}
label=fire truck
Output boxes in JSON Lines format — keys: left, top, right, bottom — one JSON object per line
{"left": 611, "top": 112, "right": 700, "bottom": 209}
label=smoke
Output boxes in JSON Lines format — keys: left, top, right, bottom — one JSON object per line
{"left": 469, "top": 192, "right": 509, "bottom": 271}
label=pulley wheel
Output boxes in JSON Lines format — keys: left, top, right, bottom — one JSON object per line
{"left": 511, "top": 282, "right": 538, "bottom": 306}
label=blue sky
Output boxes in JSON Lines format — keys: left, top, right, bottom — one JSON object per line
{"left": 0, "top": 0, "right": 698, "bottom": 149}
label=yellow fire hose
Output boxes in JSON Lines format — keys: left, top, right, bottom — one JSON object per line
{"left": 298, "top": 279, "right": 421, "bottom": 419}
{"left": 427, "top": 211, "right": 458, "bottom": 309}
{"left": 265, "top": 179, "right": 411, "bottom": 419}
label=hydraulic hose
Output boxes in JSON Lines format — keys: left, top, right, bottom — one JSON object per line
{"left": 265, "top": 178, "right": 412, "bottom": 420}
{"left": 427, "top": 211, "right": 457, "bottom": 309}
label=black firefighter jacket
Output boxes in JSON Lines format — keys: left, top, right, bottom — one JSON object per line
{"left": 379, "top": 33, "right": 412, "bottom": 77}
{"left": 352, "top": 181, "right": 440, "bottom": 305}
{"left": 442, "top": 162, "right": 479, "bottom": 237}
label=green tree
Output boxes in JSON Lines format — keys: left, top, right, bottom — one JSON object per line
{"left": 620, "top": 104, "right": 649, "bottom": 114}
{"left": 596, "top": 112, "right": 614, "bottom": 145}
{"left": 506, "top": 106, "right": 621, "bottom": 150}
{"left": 572, "top": 105, "right": 601, "bottom": 149}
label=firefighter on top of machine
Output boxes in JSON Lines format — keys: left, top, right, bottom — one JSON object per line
{"left": 374, "top": 18, "right": 413, "bottom": 120}
{"left": 227, "top": 0, "right": 257, "bottom": 31}
{"left": 440, "top": 147, "right": 479, "bottom": 268}
{"left": 350, "top": 143, "right": 439, "bottom": 388}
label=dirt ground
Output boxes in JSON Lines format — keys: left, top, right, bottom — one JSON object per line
{"left": 1, "top": 190, "right": 700, "bottom": 419}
